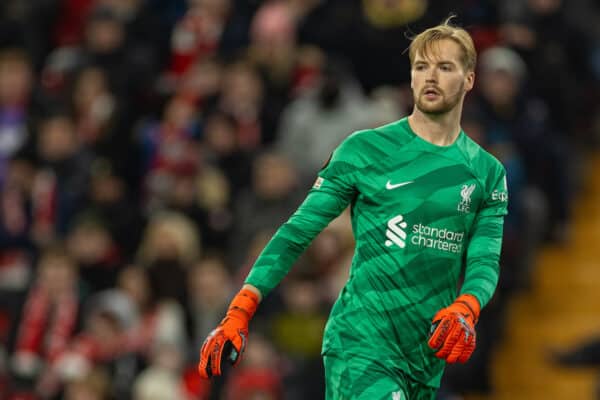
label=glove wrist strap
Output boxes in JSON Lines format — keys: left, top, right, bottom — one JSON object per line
{"left": 455, "top": 294, "right": 480, "bottom": 323}
{"left": 226, "top": 288, "right": 259, "bottom": 321}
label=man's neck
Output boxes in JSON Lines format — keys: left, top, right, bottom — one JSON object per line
{"left": 408, "top": 106, "right": 463, "bottom": 146}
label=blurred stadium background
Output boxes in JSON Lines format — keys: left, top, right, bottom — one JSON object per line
{"left": 0, "top": 0, "right": 598, "bottom": 399}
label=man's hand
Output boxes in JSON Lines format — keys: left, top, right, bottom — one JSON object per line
{"left": 198, "top": 288, "right": 259, "bottom": 378}
{"left": 427, "top": 294, "right": 480, "bottom": 364}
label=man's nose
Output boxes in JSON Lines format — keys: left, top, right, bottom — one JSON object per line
{"left": 425, "top": 70, "right": 438, "bottom": 83}
{"left": 424, "top": 65, "right": 438, "bottom": 82}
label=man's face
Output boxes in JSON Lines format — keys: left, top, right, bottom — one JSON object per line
{"left": 411, "top": 39, "right": 474, "bottom": 115}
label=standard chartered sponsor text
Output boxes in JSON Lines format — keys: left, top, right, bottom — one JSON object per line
{"left": 411, "top": 223, "right": 464, "bottom": 253}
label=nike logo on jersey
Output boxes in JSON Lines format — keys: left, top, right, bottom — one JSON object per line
{"left": 386, "top": 180, "right": 413, "bottom": 190}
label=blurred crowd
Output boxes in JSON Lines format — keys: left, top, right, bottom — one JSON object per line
{"left": 0, "top": 0, "right": 598, "bottom": 399}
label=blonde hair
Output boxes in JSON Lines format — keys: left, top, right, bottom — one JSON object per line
{"left": 137, "top": 211, "right": 201, "bottom": 267}
{"left": 408, "top": 15, "right": 476, "bottom": 72}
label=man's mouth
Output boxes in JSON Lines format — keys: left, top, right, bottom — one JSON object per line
{"left": 423, "top": 87, "right": 441, "bottom": 100}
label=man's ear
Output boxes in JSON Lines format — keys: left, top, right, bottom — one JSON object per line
{"left": 464, "top": 71, "right": 475, "bottom": 92}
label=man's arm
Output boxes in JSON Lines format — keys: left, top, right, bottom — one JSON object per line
{"left": 244, "top": 179, "right": 355, "bottom": 297}
{"left": 199, "top": 134, "right": 361, "bottom": 378}
{"left": 428, "top": 165, "right": 508, "bottom": 364}
{"left": 460, "top": 167, "right": 508, "bottom": 307}
{"left": 240, "top": 174, "right": 353, "bottom": 299}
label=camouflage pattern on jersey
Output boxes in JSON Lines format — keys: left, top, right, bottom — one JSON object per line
{"left": 246, "top": 117, "right": 508, "bottom": 388}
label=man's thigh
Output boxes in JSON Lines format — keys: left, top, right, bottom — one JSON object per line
{"left": 324, "top": 353, "right": 409, "bottom": 400}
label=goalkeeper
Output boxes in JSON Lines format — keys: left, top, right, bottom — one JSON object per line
{"left": 199, "top": 16, "right": 508, "bottom": 400}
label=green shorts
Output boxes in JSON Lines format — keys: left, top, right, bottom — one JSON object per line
{"left": 323, "top": 353, "right": 437, "bottom": 400}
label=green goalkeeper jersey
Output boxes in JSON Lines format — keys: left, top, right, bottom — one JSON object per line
{"left": 246, "top": 117, "right": 508, "bottom": 387}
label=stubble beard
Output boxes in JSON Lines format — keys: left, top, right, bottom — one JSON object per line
{"left": 415, "top": 83, "right": 464, "bottom": 116}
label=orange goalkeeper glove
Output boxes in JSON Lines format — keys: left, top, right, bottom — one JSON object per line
{"left": 198, "top": 288, "right": 259, "bottom": 378}
{"left": 427, "top": 294, "right": 480, "bottom": 364}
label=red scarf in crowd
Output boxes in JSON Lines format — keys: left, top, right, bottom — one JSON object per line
{"left": 15, "top": 285, "right": 78, "bottom": 362}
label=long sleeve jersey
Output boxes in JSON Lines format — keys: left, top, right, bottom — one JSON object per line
{"left": 246, "top": 117, "right": 508, "bottom": 387}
